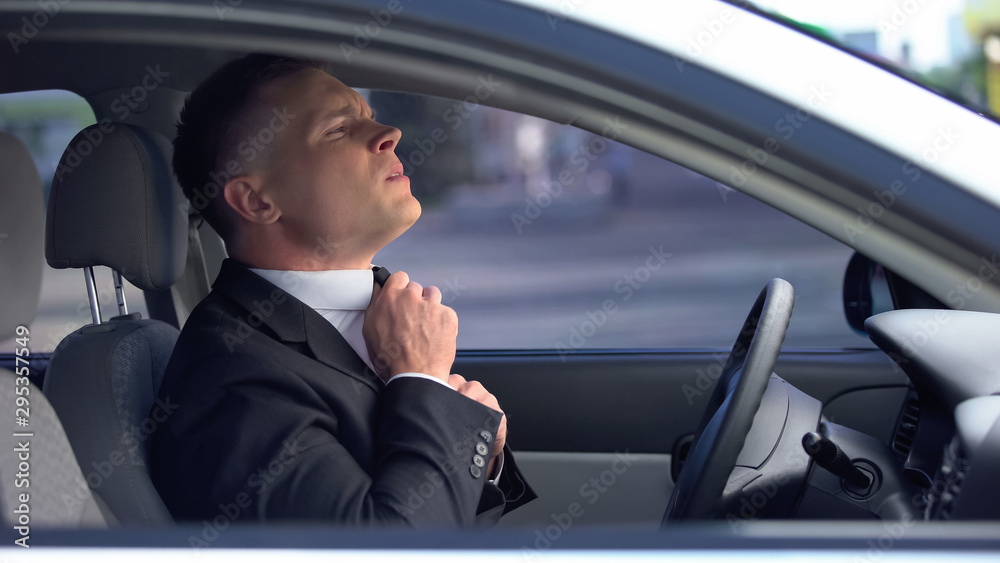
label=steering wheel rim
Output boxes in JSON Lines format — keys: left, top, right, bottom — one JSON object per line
{"left": 662, "top": 278, "right": 794, "bottom": 522}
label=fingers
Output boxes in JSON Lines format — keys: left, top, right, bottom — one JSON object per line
{"left": 382, "top": 270, "right": 410, "bottom": 290}
{"left": 363, "top": 271, "right": 458, "bottom": 381}
{"left": 451, "top": 374, "right": 502, "bottom": 413}
{"left": 494, "top": 413, "right": 507, "bottom": 457}
{"left": 447, "top": 373, "right": 468, "bottom": 389}
{"left": 422, "top": 284, "right": 442, "bottom": 304}
{"left": 450, "top": 373, "right": 507, "bottom": 458}
{"left": 379, "top": 271, "right": 442, "bottom": 304}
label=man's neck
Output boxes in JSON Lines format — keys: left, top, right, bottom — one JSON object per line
{"left": 226, "top": 225, "right": 395, "bottom": 271}
{"left": 230, "top": 246, "right": 376, "bottom": 271}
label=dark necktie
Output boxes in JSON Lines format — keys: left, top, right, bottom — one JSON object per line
{"left": 372, "top": 265, "right": 390, "bottom": 288}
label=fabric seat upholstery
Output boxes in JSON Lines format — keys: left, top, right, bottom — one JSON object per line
{"left": 0, "top": 131, "right": 109, "bottom": 529}
{"left": 43, "top": 123, "right": 188, "bottom": 526}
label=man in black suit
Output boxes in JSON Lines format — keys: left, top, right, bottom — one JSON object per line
{"left": 149, "top": 54, "right": 535, "bottom": 526}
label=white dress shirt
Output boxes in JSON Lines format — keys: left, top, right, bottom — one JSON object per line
{"left": 248, "top": 266, "right": 502, "bottom": 482}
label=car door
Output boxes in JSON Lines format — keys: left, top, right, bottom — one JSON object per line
{"left": 364, "top": 91, "right": 912, "bottom": 528}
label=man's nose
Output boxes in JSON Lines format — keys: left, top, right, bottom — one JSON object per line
{"left": 371, "top": 124, "right": 402, "bottom": 153}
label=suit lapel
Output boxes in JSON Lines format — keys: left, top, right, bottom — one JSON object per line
{"left": 301, "top": 310, "right": 383, "bottom": 395}
{"left": 213, "top": 259, "right": 383, "bottom": 395}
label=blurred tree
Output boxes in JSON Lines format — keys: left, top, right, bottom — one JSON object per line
{"left": 925, "top": 53, "right": 990, "bottom": 114}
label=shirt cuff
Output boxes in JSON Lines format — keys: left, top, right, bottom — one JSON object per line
{"left": 386, "top": 372, "right": 455, "bottom": 390}
{"left": 488, "top": 451, "right": 504, "bottom": 484}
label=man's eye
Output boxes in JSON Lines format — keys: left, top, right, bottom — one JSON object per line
{"left": 325, "top": 126, "right": 346, "bottom": 136}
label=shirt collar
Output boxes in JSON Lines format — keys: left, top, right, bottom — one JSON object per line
{"left": 249, "top": 267, "right": 374, "bottom": 311}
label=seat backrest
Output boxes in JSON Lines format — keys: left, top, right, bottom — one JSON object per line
{"left": 0, "top": 130, "right": 109, "bottom": 530}
{"left": 43, "top": 122, "right": 189, "bottom": 526}
{"left": 0, "top": 131, "right": 43, "bottom": 337}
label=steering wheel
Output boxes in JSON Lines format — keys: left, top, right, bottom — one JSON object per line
{"left": 662, "top": 278, "right": 794, "bottom": 522}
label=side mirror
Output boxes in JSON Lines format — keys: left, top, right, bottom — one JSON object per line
{"left": 842, "top": 252, "right": 894, "bottom": 335}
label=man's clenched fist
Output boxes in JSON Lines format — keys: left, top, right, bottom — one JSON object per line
{"left": 448, "top": 373, "right": 507, "bottom": 461}
{"left": 363, "top": 271, "right": 458, "bottom": 383}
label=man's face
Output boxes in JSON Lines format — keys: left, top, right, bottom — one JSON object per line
{"left": 254, "top": 69, "right": 419, "bottom": 266}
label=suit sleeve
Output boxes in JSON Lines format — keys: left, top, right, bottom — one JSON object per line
{"left": 370, "top": 376, "right": 507, "bottom": 524}
{"left": 156, "top": 359, "right": 507, "bottom": 527}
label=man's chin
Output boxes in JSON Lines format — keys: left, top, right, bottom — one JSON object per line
{"left": 382, "top": 198, "right": 421, "bottom": 244}
{"left": 406, "top": 197, "right": 422, "bottom": 227}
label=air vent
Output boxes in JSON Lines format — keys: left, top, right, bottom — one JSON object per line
{"left": 929, "top": 438, "right": 967, "bottom": 520}
{"left": 892, "top": 391, "right": 920, "bottom": 457}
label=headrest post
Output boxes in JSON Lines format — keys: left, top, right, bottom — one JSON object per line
{"left": 113, "top": 270, "right": 129, "bottom": 316}
{"left": 84, "top": 267, "right": 103, "bottom": 326}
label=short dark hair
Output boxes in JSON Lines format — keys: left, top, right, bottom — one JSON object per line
{"left": 172, "top": 53, "right": 330, "bottom": 242}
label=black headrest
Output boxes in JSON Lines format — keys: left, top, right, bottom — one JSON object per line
{"left": 46, "top": 123, "right": 188, "bottom": 291}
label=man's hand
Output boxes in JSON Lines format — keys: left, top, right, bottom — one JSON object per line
{"left": 363, "top": 271, "right": 457, "bottom": 383}
{"left": 448, "top": 374, "right": 507, "bottom": 461}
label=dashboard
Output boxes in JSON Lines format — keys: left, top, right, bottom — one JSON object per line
{"left": 866, "top": 309, "right": 1000, "bottom": 520}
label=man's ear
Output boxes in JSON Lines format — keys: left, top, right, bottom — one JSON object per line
{"left": 223, "top": 176, "right": 281, "bottom": 225}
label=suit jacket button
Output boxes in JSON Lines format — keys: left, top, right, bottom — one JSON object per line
{"left": 473, "top": 454, "right": 485, "bottom": 468}
{"left": 475, "top": 442, "right": 489, "bottom": 456}
{"left": 479, "top": 430, "right": 493, "bottom": 442}
{"left": 470, "top": 465, "right": 482, "bottom": 478}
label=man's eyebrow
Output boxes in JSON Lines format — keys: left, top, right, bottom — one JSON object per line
{"left": 313, "top": 107, "right": 354, "bottom": 130}
{"left": 312, "top": 104, "right": 376, "bottom": 132}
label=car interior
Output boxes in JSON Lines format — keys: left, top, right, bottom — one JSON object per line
{"left": 1, "top": 0, "right": 999, "bottom": 550}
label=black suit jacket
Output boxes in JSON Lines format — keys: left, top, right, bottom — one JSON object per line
{"left": 149, "top": 259, "right": 535, "bottom": 526}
